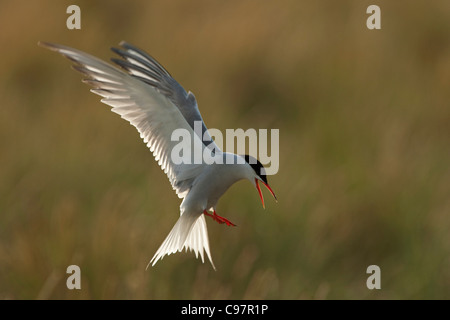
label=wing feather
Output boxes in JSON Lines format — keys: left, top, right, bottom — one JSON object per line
{"left": 39, "top": 41, "right": 207, "bottom": 198}
{"left": 111, "top": 41, "right": 221, "bottom": 153}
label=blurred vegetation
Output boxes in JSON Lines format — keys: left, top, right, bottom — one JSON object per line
{"left": 0, "top": 0, "right": 449, "bottom": 299}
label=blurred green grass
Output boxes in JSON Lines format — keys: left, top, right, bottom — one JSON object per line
{"left": 1, "top": 0, "right": 450, "bottom": 299}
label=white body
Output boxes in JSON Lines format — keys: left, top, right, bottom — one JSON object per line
{"left": 152, "top": 153, "right": 256, "bottom": 270}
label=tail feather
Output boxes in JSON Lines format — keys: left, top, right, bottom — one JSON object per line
{"left": 148, "top": 214, "right": 216, "bottom": 270}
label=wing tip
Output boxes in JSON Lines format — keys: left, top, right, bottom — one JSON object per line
{"left": 38, "top": 41, "right": 57, "bottom": 51}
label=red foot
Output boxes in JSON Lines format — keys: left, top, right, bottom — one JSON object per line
{"left": 203, "top": 210, "right": 236, "bottom": 227}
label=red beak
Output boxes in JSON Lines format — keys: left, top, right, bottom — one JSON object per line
{"left": 255, "top": 178, "right": 277, "bottom": 209}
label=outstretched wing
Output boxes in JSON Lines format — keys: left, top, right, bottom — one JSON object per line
{"left": 39, "top": 41, "right": 210, "bottom": 198}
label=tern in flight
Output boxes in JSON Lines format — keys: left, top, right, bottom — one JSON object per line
{"left": 39, "top": 41, "right": 277, "bottom": 270}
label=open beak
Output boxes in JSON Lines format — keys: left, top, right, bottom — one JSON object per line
{"left": 255, "top": 178, "right": 278, "bottom": 209}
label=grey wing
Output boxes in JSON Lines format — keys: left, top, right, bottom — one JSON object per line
{"left": 39, "top": 41, "right": 209, "bottom": 199}
{"left": 111, "top": 42, "right": 220, "bottom": 152}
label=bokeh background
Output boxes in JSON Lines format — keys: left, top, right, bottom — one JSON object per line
{"left": 1, "top": 0, "right": 449, "bottom": 299}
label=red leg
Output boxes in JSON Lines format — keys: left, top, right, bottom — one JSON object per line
{"left": 203, "top": 210, "right": 236, "bottom": 227}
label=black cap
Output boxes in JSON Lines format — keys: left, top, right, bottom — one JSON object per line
{"left": 243, "top": 155, "right": 268, "bottom": 185}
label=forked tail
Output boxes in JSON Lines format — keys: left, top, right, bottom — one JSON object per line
{"left": 147, "top": 214, "right": 216, "bottom": 270}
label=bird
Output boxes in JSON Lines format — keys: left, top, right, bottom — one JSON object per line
{"left": 39, "top": 41, "right": 277, "bottom": 270}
